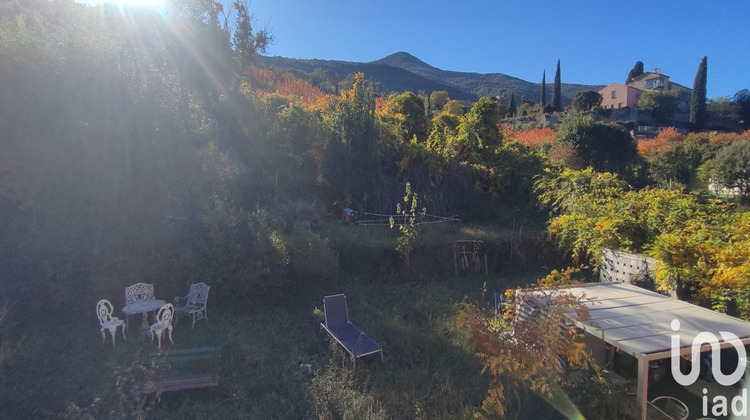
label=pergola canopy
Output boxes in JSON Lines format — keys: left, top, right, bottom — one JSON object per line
{"left": 526, "top": 282, "right": 750, "bottom": 419}
{"left": 548, "top": 282, "right": 750, "bottom": 357}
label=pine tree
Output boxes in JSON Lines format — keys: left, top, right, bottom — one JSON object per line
{"left": 690, "top": 56, "right": 708, "bottom": 132}
{"left": 540, "top": 71, "right": 547, "bottom": 109}
{"left": 625, "top": 61, "right": 644, "bottom": 84}
{"left": 233, "top": 1, "right": 271, "bottom": 69}
{"left": 552, "top": 59, "right": 562, "bottom": 112}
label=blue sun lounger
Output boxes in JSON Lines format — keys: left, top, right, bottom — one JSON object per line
{"left": 320, "top": 294, "right": 383, "bottom": 365}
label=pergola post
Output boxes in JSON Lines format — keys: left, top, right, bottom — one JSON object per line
{"left": 637, "top": 353, "right": 649, "bottom": 420}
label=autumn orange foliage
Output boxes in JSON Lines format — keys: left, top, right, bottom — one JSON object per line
{"left": 636, "top": 126, "right": 683, "bottom": 157}
{"left": 514, "top": 127, "right": 556, "bottom": 148}
{"left": 709, "top": 130, "right": 750, "bottom": 146}
{"left": 458, "top": 270, "right": 593, "bottom": 418}
{"left": 375, "top": 96, "right": 387, "bottom": 114}
{"left": 247, "top": 65, "right": 276, "bottom": 91}
{"left": 273, "top": 75, "right": 333, "bottom": 110}
{"left": 246, "top": 66, "right": 335, "bottom": 111}
{"left": 500, "top": 124, "right": 555, "bottom": 148}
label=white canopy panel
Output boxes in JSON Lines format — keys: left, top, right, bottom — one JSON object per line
{"left": 549, "top": 282, "right": 750, "bottom": 357}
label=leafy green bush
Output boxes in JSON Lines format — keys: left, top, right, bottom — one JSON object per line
{"left": 287, "top": 222, "right": 339, "bottom": 282}
{"left": 707, "top": 139, "right": 750, "bottom": 202}
{"left": 310, "top": 360, "right": 387, "bottom": 420}
{"left": 556, "top": 115, "right": 637, "bottom": 175}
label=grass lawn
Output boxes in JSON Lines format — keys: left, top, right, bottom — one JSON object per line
{"left": 0, "top": 218, "right": 554, "bottom": 418}
{"left": 0, "top": 271, "right": 545, "bottom": 419}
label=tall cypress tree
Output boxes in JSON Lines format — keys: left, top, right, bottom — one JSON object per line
{"left": 552, "top": 59, "right": 562, "bottom": 112}
{"left": 540, "top": 71, "right": 547, "bottom": 109}
{"left": 508, "top": 90, "right": 516, "bottom": 117}
{"left": 690, "top": 56, "right": 708, "bottom": 132}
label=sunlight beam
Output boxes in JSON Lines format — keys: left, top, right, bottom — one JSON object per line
{"left": 78, "top": 0, "right": 167, "bottom": 13}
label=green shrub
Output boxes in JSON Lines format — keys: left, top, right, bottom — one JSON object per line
{"left": 287, "top": 222, "right": 339, "bottom": 282}
{"left": 310, "top": 359, "right": 387, "bottom": 420}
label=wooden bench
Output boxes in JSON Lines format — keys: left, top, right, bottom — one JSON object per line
{"left": 140, "top": 346, "right": 220, "bottom": 394}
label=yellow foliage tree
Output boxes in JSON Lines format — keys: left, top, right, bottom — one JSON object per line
{"left": 458, "top": 270, "right": 611, "bottom": 418}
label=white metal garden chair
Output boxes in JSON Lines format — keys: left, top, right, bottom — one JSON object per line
{"left": 175, "top": 283, "right": 210, "bottom": 329}
{"left": 125, "top": 282, "right": 155, "bottom": 305}
{"left": 123, "top": 282, "right": 155, "bottom": 327}
{"left": 96, "top": 299, "right": 126, "bottom": 346}
{"left": 149, "top": 303, "right": 174, "bottom": 349}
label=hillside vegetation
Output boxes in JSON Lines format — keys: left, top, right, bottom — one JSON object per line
{"left": 0, "top": 1, "right": 749, "bottom": 418}
{"left": 261, "top": 51, "right": 601, "bottom": 104}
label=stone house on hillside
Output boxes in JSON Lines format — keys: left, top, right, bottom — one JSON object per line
{"left": 598, "top": 68, "right": 692, "bottom": 129}
{"left": 600, "top": 68, "right": 692, "bottom": 110}
{"left": 599, "top": 83, "right": 642, "bottom": 110}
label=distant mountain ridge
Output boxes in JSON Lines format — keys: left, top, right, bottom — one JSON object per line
{"left": 258, "top": 51, "right": 602, "bottom": 105}
{"left": 257, "top": 54, "right": 474, "bottom": 100}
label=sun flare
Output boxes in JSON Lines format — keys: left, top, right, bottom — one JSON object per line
{"left": 81, "top": 0, "right": 167, "bottom": 11}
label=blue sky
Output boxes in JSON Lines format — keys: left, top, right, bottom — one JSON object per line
{"left": 239, "top": 0, "right": 749, "bottom": 98}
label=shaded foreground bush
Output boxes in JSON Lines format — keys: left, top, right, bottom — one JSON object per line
{"left": 310, "top": 356, "right": 387, "bottom": 420}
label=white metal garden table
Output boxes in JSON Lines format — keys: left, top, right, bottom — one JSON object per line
{"left": 122, "top": 299, "right": 166, "bottom": 332}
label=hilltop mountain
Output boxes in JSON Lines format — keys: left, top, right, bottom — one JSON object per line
{"left": 257, "top": 55, "right": 474, "bottom": 100}
{"left": 371, "top": 51, "right": 447, "bottom": 79}
{"left": 258, "top": 51, "right": 602, "bottom": 104}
